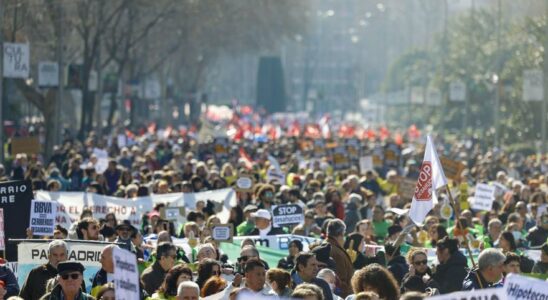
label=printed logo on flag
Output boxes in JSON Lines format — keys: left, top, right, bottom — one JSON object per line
{"left": 414, "top": 162, "right": 432, "bottom": 201}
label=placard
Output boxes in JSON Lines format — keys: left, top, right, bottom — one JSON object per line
{"left": 313, "top": 139, "right": 326, "bottom": 158}
{"left": 332, "top": 146, "right": 350, "bottom": 170}
{"left": 471, "top": 183, "right": 496, "bottom": 211}
{"left": 3, "top": 43, "right": 29, "bottom": 78}
{"left": 384, "top": 143, "right": 401, "bottom": 168}
{"left": 29, "top": 200, "right": 57, "bottom": 236}
{"left": 236, "top": 176, "right": 254, "bottom": 192}
{"left": 505, "top": 273, "right": 548, "bottom": 300}
{"left": 272, "top": 204, "right": 304, "bottom": 228}
{"left": 398, "top": 178, "right": 417, "bottom": 200}
{"left": 523, "top": 69, "right": 543, "bottom": 102}
{"left": 359, "top": 156, "right": 373, "bottom": 173}
{"left": 113, "top": 247, "right": 140, "bottom": 300}
{"left": 440, "top": 157, "right": 466, "bottom": 181}
{"left": 0, "top": 209, "right": 5, "bottom": 251}
{"left": 11, "top": 136, "right": 41, "bottom": 155}
{"left": 428, "top": 287, "right": 507, "bottom": 300}
{"left": 160, "top": 207, "right": 185, "bottom": 222}
{"left": 346, "top": 138, "right": 360, "bottom": 159}
{"left": 38, "top": 61, "right": 59, "bottom": 87}
{"left": 213, "top": 137, "right": 229, "bottom": 159}
{"left": 0, "top": 180, "right": 33, "bottom": 260}
{"left": 211, "top": 224, "right": 233, "bottom": 243}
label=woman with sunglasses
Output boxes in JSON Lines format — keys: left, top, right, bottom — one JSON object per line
{"left": 401, "top": 249, "right": 439, "bottom": 293}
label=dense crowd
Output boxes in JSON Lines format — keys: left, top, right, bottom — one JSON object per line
{"left": 0, "top": 118, "right": 547, "bottom": 300}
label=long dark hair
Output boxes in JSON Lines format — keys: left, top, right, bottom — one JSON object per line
{"left": 196, "top": 259, "right": 221, "bottom": 288}
{"left": 157, "top": 265, "right": 193, "bottom": 296}
{"left": 500, "top": 231, "right": 517, "bottom": 252}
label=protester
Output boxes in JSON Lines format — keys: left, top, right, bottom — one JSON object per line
{"left": 317, "top": 269, "right": 344, "bottom": 300}
{"left": 196, "top": 259, "right": 221, "bottom": 289}
{"left": 175, "top": 281, "right": 200, "bottom": 300}
{"left": 503, "top": 252, "right": 521, "bottom": 276}
{"left": 0, "top": 264, "right": 18, "bottom": 298}
{"left": 151, "top": 265, "right": 193, "bottom": 299}
{"left": 431, "top": 237, "right": 468, "bottom": 294}
{"left": 95, "top": 283, "right": 115, "bottom": 300}
{"left": 531, "top": 242, "right": 548, "bottom": 274}
{"left": 247, "top": 209, "right": 285, "bottom": 236}
{"left": 141, "top": 242, "right": 177, "bottom": 295}
{"left": 526, "top": 212, "right": 548, "bottom": 247}
{"left": 291, "top": 283, "right": 325, "bottom": 300}
{"left": 266, "top": 268, "right": 293, "bottom": 297}
{"left": 402, "top": 249, "right": 438, "bottom": 293}
{"left": 462, "top": 248, "right": 506, "bottom": 290}
{"left": 384, "top": 243, "right": 409, "bottom": 285}
{"left": 349, "top": 264, "right": 400, "bottom": 300}
{"left": 242, "top": 259, "right": 271, "bottom": 295}
{"left": 20, "top": 240, "right": 69, "bottom": 300}
{"left": 201, "top": 276, "right": 227, "bottom": 297}
{"left": 278, "top": 240, "right": 303, "bottom": 270}
{"left": 325, "top": 219, "right": 353, "bottom": 298}
{"left": 291, "top": 252, "right": 333, "bottom": 300}
{"left": 39, "top": 262, "right": 93, "bottom": 300}
{"left": 91, "top": 244, "right": 119, "bottom": 297}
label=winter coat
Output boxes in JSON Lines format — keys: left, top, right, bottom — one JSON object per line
{"left": 327, "top": 237, "right": 354, "bottom": 298}
{"left": 387, "top": 255, "right": 409, "bottom": 285}
{"left": 462, "top": 268, "right": 502, "bottom": 290}
{"left": 431, "top": 251, "right": 468, "bottom": 294}
{"left": 39, "top": 284, "right": 94, "bottom": 300}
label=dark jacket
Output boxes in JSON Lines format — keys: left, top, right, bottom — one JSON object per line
{"left": 344, "top": 202, "right": 360, "bottom": 234}
{"left": 141, "top": 261, "right": 168, "bottom": 295}
{"left": 19, "top": 263, "right": 58, "bottom": 300}
{"left": 387, "top": 255, "right": 409, "bottom": 285}
{"left": 431, "top": 251, "right": 468, "bottom": 294}
{"left": 90, "top": 268, "right": 109, "bottom": 296}
{"left": 290, "top": 269, "right": 333, "bottom": 300}
{"left": 526, "top": 226, "right": 548, "bottom": 247}
{"left": 0, "top": 265, "right": 19, "bottom": 298}
{"left": 401, "top": 267, "right": 439, "bottom": 293}
{"left": 277, "top": 255, "right": 295, "bottom": 270}
{"left": 39, "top": 284, "right": 94, "bottom": 300}
{"left": 248, "top": 226, "right": 285, "bottom": 236}
{"left": 327, "top": 237, "right": 354, "bottom": 298}
{"left": 353, "top": 252, "right": 385, "bottom": 270}
{"left": 462, "top": 268, "right": 502, "bottom": 290}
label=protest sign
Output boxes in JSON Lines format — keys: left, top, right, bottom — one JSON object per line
{"left": 372, "top": 145, "right": 384, "bottom": 168}
{"left": 17, "top": 241, "right": 104, "bottom": 292}
{"left": 236, "top": 176, "right": 254, "bottom": 192}
{"left": 471, "top": 183, "right": 496, "bottom": 211}
{"left": 332, "top": 146, "right": 350, "bottom": 170}
{"left": 428, "top": 287, "right": 507, "bottom": 300}
{"left": 38, "top": 61, "right": 59, "bottom": 87}
{"left": 440, "top": 157, "right": 466, "bottom": 181}
{"left": 11, "top": 136, "right": 41, "bottom": 155}
{"left": 272, "top": 204, "right": 304, "bottom": 228}
{"left": 267, "top": 155, "right": 285, "bottom": 184}
{"left": 3, "top": 43, "right": 29, "bottom": 78}
{"left": 211, "top": 224, "right": 233, "bottom": 243}
{"left": 0, "top": 180, "right": 33, "bottom": 260}
{"left": 35, "top": 188, "right": 237, "bottom": 228}
{"left": 113, "top": 247, "right": 140, "bottom": 300}
{"left": 213, "top": 137, "right": 229, "bottom": 159}
{"left": 92, "top": 148, "right": 109, "bottom": 174}
{"left": 384, "top": 143, "right": 401, "bottom": 168}
{"left": 0, "top": 209, "right": 4, "bottom": 251}
{"left": 160, "top": 207, "right": 185, "bottom": 222}
{"left": 398, "top": 178, "right": 417, "bottom": 200}
{"left": 346, "top": 138, "right": 360, "bottom": 159}
{"left": 233, "top": 234, "right": 321, "bottom": 251}
{"left": 313, "top": 139, "right": 326, "bottom": 158}
{"left": 504, "top": 273, "right": 548, "bottom": 300}
{"left": 29, "top": 200, "right": 57, "bottom": 236}
{"left": 359, "top": 156, "right": 373, "bottom": 173}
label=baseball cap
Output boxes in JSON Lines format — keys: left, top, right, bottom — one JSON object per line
{"left": 250, "top": 209, "right": 271, "bottom": 220}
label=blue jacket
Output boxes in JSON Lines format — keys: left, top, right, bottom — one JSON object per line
{"left": 0, "top": 265, "right": 19, "bottom": 298}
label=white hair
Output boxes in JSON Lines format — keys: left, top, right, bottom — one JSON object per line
{"left": 478, "top": 248, "right": 506, "bottom": 271}
{"left": 317, "top": 268, "right": 336, "bottom": 280}
{"left": 177, "top": 281, "right": 200, "bottom": 297}
{"left": 48, "top": 240, "right": 68, "bottom": 254}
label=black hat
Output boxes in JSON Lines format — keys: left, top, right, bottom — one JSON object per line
{"left": 312, "top": 243, "right": 336, "bottom": 270}
{"left": 388, "top": 225, "right": 403, "bottom": 237}
{"left": 116, "top": 220, "right": 137, "bottom": 232}
{"left": 57, "top": 261, "right": 85, "bottom": 275}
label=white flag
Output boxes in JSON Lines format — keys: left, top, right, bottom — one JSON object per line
{"left": 409, "top": 135, "right": 448, "bottom": 225}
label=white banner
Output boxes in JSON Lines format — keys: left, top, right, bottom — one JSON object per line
{"left": 523, "top": 69, "right": 543, "bottom": 102}
{"left": 428, "top": 287, "right": 506, "bottom": 300}
{"left": 449, "top": 80, "right": 466, "bottom": 102}
{"left": 35, "top": 188, "right": 237, "bottom": 228}
{"left": 38, "top": 61, "right": 59, "bottom": 87}
{"left": 3, "top": 43, "right": 29, "bottom": 78}
{"left": 17, "top": 241, "right": 105, "bottom": 292}
{"left": 232, "top": 234, "right": 321, "bottom": 251}
{"left": 471, "top": 183, "right": 496, "bottom": 211}
{"left": 504, "top": 273, "right": 548, "bottom": 300}
{"left": 29, "top": 200, "right": 57, "bottom": 236}
{"left": 113, "top": 247, "right": 139, "bottom": 300}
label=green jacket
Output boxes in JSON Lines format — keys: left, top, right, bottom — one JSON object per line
{"left": 39, "top": 284, "right": 94, "bottom": 300}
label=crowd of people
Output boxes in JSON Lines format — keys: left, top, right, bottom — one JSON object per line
{"left": 0, "top": 115, "right": 548, "bottom": 300}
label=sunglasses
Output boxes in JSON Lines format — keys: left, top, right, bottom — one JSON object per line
{"left": 413, "top": 260, "right": 428, "bottom": 266}
{"left": 61, "top": 273, "right": 81, "bottom": 280}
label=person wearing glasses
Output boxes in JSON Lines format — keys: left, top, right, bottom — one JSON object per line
{"left": 39, "top": 261, "right": 93, "bottom": 300}
{"left": 20, "top": 240, "right": 75, "bottom": 300}
{"left": 75, "top": 218, "right": 101, "bottom": 241}
{"left": 401, "top": 249, "right": 439, "bottom": 293}
{"left": 114, "top": 220, "right": 137, "bottom": 253}
{"left": 141, "top": 242, "right": 178, "bottom": 295}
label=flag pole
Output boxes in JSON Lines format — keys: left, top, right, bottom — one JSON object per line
{"left": 445, "top": 185, "right": 483, "bottom": 289}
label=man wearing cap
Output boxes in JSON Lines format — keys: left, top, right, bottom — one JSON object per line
{"left": 115, "top": 220, "right": 137, "bottom": 253}
{"left": 526, "top": 211, "right": 548, "bottom": 247}
{"left": 39, "top": 261, "right": 93, "bottom": 300}
{"left": 431, "top": 237, "right": 468, "bottom": 294}
{"left": 248, "top": 209, "right": 285, "bottom": 236}
{"left": 20, "top": 240, "right": 74, "bottom": 300}
{"left": 237, "top": 205, "right": 258, "bottom": 236}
